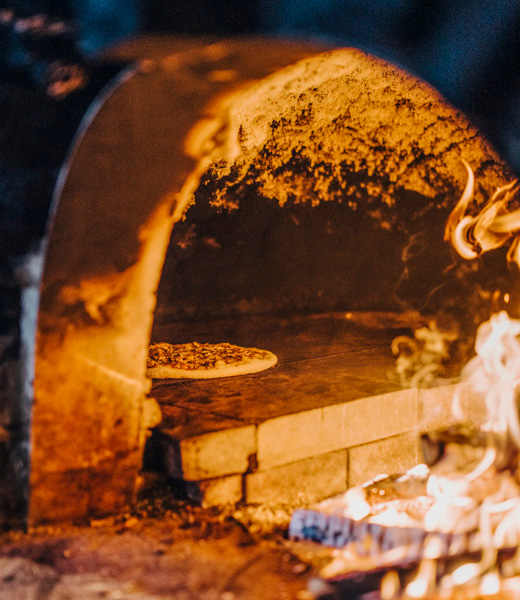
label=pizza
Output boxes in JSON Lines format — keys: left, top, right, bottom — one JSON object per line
{"left": 147, "top": 341, "right": 278, "bottom": 379}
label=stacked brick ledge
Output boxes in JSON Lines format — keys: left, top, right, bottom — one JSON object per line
{"left": 151, "top": 383, "right": 473, "bottom": 508}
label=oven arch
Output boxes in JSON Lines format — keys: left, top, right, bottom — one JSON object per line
{"left": 12, "top": 37, "right": 511, "bottom": 525}
{"left": 28, "top": 39, "right": 330, "bottom": 524}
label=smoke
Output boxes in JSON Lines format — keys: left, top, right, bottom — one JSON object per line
{"left": 392, "top": 320, "right": 457, "bottom": 388}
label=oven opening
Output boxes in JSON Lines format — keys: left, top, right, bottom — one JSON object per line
{"left": 2, "top": 37, "right": 518, "bottom": 600}
{"left": 22, "top": 40, "right": 511, "bottom": 524}
{"left": 139, "top": 44, "right": 513, "bottom": 518}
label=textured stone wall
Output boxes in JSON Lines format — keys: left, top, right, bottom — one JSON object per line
{"left": 153, "top": 48, "right": 514, "bottom": 326}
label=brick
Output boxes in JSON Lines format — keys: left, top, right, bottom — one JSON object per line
{"left": 347, "top": 432, "right": 420, "bottom": 487}
{"left": 194, "top": 475, "right": 243, "bottom": 508}
{"left": 245, "top": 450, "right": 347, "bottom": 505}
{"left": 257, "top": 407, "right": 332, "bottom": 470}
{"left": 419, "top": 383, "right": 485, "bottom": 433}
{"left": 257, "top": 388, "right": 417, "bottom": 470}
{"left": 419, "top": 384, "right": 458, "bottom": 432}
{"left": 179, "top": 425, "right": 256, "bottom": 480}
{"left": 334, "top": 388, "right": 417, "bottom": 448}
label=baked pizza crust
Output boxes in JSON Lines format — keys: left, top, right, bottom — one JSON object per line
{"left": 147, "top": 341, "right": 277, "bottom": 379}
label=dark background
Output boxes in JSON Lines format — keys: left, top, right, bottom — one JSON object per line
{"left": 3, "top": 0, "right": 520, "bottom": 174}
{"left": 63, "top": 0, "right": 520, "bottom": 174}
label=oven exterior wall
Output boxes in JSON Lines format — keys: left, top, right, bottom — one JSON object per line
{"left": 0, "top": 35, "right": 514, "bottom": 526}
{"left": 25, "top": 39, "right": 332, "bottom": 525}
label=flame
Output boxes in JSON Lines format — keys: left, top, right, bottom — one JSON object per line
{"left": 480, "top": 570, "right": 501, "bottom": 595}
{"left": 382, "top": 311, "right": 520, "bottom": 598}
{"left": 460, "top": 311, "right": 520, "bottom": 445}
{"left": 409, "top": 315, "right": 520, "bottom": 597}
{"left": 445, "top": 161, "right": 519, "bottom": 266}
{"left": 328, "top": 172, "right": 520, "bottom": 598}
{"left": 375, "top": 173, "right": 520, "bottom": 598}
{"left": 409, "top": 172, "right": 520, "bottom": 595}
{"left": 380, "top": 570, "right": 400, "bottom": 600}
{"left": 342, "top": 485, "right": 371, "bottom": 521}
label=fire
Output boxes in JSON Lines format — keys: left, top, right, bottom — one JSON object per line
{"left": 455, "top": 311, "right": 520, "bottom": 445}
{"left": 400, "top": 311, "right": 520, "bottom": 597}
{"left": 328, "top": 311, "right": 520, "bottom": 596}
{"left": 444, "top": 160, "right": 520, "bottom": 266}
{"left": 395, "top": 166, "right": 520, "bottom": 595}
{"left": 301, "top": 162, "right": 520, "bottom": 598}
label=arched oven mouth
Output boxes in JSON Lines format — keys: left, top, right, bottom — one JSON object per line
{"left": 0, "top": 34, "right": 515, "bottom": 561}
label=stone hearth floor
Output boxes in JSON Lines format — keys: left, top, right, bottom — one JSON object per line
{"left": 0, "top": 487, "right": 317, "bottom": 600}
{"left": 149, "top": 312, "right": 462, "bottom": 507}
{"left": 1, "top": 312, "right": 468, "bottom": 600}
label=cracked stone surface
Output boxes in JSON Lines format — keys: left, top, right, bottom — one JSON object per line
{"left": 154, "top": 46, "right": 514, "bottom": 323}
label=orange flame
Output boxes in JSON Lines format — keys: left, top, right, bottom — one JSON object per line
{"left": 381, "top": 175, "right": 520, "bottom": 597}
{"left": 445, "top": 161, "right": 519, "bottom": 265}
{"left": 458, "top": 311, "right": 520, "bottom": 445}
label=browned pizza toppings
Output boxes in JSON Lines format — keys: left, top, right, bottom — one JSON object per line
{"left": 147, "top": 342, "right": 274, "bottom": 371}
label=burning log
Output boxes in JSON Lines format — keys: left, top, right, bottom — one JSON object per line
{"left": 291, "top": 311, "right": 520, "bottom": 599}
{"left": 289, "top": 463, "right": 484, "bottom": 561}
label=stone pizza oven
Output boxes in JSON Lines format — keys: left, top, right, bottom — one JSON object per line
{"left": 0, "top": 34, "right": 514, "bottom": 528}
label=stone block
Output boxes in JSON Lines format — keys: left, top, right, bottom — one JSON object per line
{"left": 419, "top": 383, "right": 485, "bottom": 433}
{"left": 347, "top": 432, "right": 421, "bottom": 487}
{"left": 189, "top": 474, "right": 243, "bottom": 508}
{"left": 334, "top": 388, "right": 417, "bottom": 449}
{"left": 419, "top": 384, "right": 458, "bottom": 433}
{"left": 177, "top": 425, "right": 256, "bottom": 481}
{"left": 245, "top": 450, "right": 347, "bottom": 505}
{"left": 257, "top": 388, "right": 417, "bottom": 470}
{"left": 257, "top": 407, "right": 333, "bottom": 470}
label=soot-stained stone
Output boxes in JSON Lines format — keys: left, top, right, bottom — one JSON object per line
{"left": 155, "top": 49, "right": 514, "bottom": 327}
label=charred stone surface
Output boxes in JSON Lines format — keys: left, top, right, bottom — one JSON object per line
{"left": 154, "top": 48, "right": 514, "bottom": 328}
{"left": 159, "top": 193, "right": 410, "bottom": 320}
